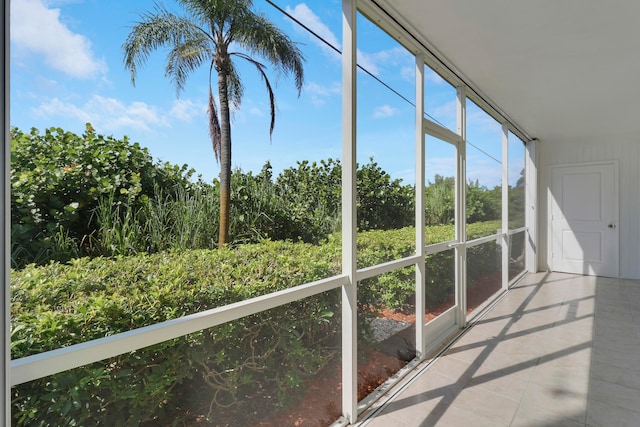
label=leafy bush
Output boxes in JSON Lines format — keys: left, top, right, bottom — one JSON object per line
{"left": 275, "top": 157, "right": 414, "bottom": 234}
{"left": 11, "top": 241, "right": 342, "bottom": 426}
{"left": 10, "top": 222, "right": 502, "bottom": 425}
{"left": 11, "top": 123, "right": 505, "bottom": 271}
{"left": 11, "top": 223, "right": 504, "bottom": 425}
{"left": 424, "top": 175, "right": 504, "bottom": 227}
{"left": 353, "top": 221, "right": 501, "bottom": 311}
{"left": 466, "top": 180, "right": 501, "bottom": 224}
{"left": 275, "top": 159, "right": 342, "bottom": 240}
{"left": 10, "top": 125, "right": 193, "bottom": 268}
{"left": 425, "top": 175, "right": 455, "bottom": 226}
{"left": 356, "top": 158, "right": 414, "bottom": 230}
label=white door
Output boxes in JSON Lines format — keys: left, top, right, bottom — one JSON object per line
{"left": 551, "top": 163, "right": 618, "bottom": 277}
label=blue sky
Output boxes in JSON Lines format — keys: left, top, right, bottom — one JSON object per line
{"left": 9, "top": 0, "right": 523, "bottom": 187}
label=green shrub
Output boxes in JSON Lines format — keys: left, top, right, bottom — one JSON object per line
{"left": 275, "top": 157, "right": 414, "bottom": 234}
{"left": 466, "top": 180, "right": 501, "bottom": 224}
{"left": 356, "top": 158, "right": 414, "bottom": 230}
{"left": 425, "top": 175, "right": 455, "bottom": 226}
{"left": 352, "top": 221, "right": 501, "bottom": 311}
{"left": 275, "top": 159, "right": 342, "bottom": 241}
{"left": 10, "top": 125, "right": 193, "bottom": 268}
{"left": 10, "top": 219, "right": 503, "bottom": 425}
{"left": 11, "top": 241, "right": 342, "bottom": 426}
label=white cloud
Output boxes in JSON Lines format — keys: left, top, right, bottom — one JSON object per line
{"left": 248, "top": 107, "right": 264, "bottom": 116}
{"left": 467, "top": 108, "right": 502, "bottom": 133}
{"left": 425, "top": 68, "right": 446, "bottom": 85}
{"left": 428, "top": 100, "right": 457, "bottom": 127}
{"left": 357, "top": 46, "right": 412, "bottom": 78}
{"left": 286, "top": 3, "right": 340, "bottom": 52}
{"left": 373, "top": 104, "right": 399, "bottom": 118}
{"left": 34, "top": 95, "right": 165, "bottom": 132}
{"left": 170, "top": 99, "right": 204, "bottom": 122}
{"left": 304, "top": 81, "right": 340, "bottom": 106}
{"left": 425, "top": 157, "right": 457, "bottom": 182}
{"left": 400, "top": 66, "right": 415, "bottom": 83}
{"left": 466, "top": 154, "right": 502, "bottom": 187}
{"left": 11, "top": 0, "right": 107, "bottom": 78}
{"left": 35, "top": 98, "right": 92, "bottom": 123}
{"left": 356, "top": 50, "right": 379, "bottom": 76}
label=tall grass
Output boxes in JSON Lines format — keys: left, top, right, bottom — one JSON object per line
{"left": 85, "top": 170, "right": 334, "bottom": 259}
{"left": 91, "top": 192, "right": 148, "bottom": 256}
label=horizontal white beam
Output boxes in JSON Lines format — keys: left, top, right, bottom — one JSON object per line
{"left": 508, "top": 226, "right": 527, "bottom": 235}
{"left": 466, "top": 233, "right": 500, "bottom": 248}
{"left": 426, "top": 240, "right": 459, "bottom": 255}
{"left": 424, "top": 119, "right": 462, "bottom": 144}
{"left": 356, "top": 254, "right": 421, "bottom": 282}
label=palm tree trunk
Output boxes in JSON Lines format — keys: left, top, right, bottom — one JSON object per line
{"left": 217, "top": 71, "right": 232, "bottom": 248}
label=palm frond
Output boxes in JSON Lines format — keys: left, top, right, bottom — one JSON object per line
{"left": 166, "top": 37, "right": 211, "bottom": 95}
{"left": 233, "top": 12, "right": 305, "bottom": 94}
{"left": 226, "top": 60, "right": 244, "bottom": 111}
{"left": 208, "top": 85, "right": 222, "bottom": 162}
{"left": 233, "top": 53, "right": 276, "bottom": 139}
{"left": 179, "top": 0, "right": 251, "bottom": 36}
{"left": 122, "top": 3, "right": 209, "bottom": 88}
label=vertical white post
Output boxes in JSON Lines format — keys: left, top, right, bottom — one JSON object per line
{"left": 455, "top": 87, "right": 467, "bottom": 328}
{"left": 525, "top": 139, "right": 538, "bottom": 273}
{"left": 2, "top": 0, "right": 10, "bottom": 424}
{"left": 341, "top": 0, "right": 358, "bottom": 423}
{"left": 501, "top": 124, "right": 509, "bottom": 289}
{"left": 414, "top": 55, "right": 426, "bottom": 358}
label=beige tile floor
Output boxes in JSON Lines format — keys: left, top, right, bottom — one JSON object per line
{"left": 358, "top": 272, "right": 640, "bottom": 427}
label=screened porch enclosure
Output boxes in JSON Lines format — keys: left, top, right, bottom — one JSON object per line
{"left": 4, "top": 0, "right": 640, "bottom": 426}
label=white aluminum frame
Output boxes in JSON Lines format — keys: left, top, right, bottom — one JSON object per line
{"left": 455, "top": 87, "right": 468, "bottom": 327}
{"left": 526, "top": 139, "right": 538, "bottom": 273}
{"left": 3, "top": 1, "right": 10, "bottom": 424}
{"left": 341, "top": 0, "right": 358, "bottom": 423}
{"left": 415, "top": 53, "right": 427, "bottom": 359}
{"left": 420, "top": 82, "right": 466, "bottom": 348}
{"left": 502, "top": 124, "right": 510, "bottom": 291}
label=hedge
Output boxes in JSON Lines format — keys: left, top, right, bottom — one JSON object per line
{"left": 11, "top": 222, "right": 501, "bottom": 426}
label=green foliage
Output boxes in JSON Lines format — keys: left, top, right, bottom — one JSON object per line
{"left": 229, "top": 165, "right": 335, "bottom": 244}
{"left": 10, "top": 125, "right": 193, "bottom": 268}
{"left": 350, "top": 220, "right": 500, "bottom": 312}
{"left": 11, "top": 241, "right": 342, "bottom": 426}
{"left": 11, "top": 131, "right": 420, "bottom": 268}
{"left": 466, "top": 180, "right": 501, "bottom": 224}
{"left": 357, "top": 158, "right": 414, "bottom": 230}
{"left": 424, "top": 175, "right": 503, "bottom": 227}
{"left": 11, "top": 221, "right": 503, "bottom": 425}
{"left": 425, "top": 175, "right": 455, "bottom": 226}
{"left": 275, "top": 157, "right": 414, "bottom": 233}
{"left": 275, "top": 159, "right": 342, "bottom": 241}
{"left": 509, "top": 169, "right": 526, "bottom": 228}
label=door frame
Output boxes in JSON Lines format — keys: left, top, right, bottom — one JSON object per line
{"left": 547, "top": 160, "right": 619, "bottom": 277}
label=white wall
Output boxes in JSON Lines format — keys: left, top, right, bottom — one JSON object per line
{"left": 538, "top": 135, "right": 640, "bottom": 279}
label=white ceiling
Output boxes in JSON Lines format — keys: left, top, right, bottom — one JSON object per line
{"left": 374, "top": 0, "right": 640, "bottom": 143}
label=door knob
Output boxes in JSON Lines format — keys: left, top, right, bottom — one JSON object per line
{"left": 608, "top": 224, "right": 616, "bottom": 229}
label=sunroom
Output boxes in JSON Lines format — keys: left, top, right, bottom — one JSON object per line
{"left": 3, "top": 0, "right": 640, "bottom": 426}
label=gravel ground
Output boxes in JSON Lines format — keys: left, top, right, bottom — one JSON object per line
{"left": 368, "top": 317, "right": 410, "bottom": 342}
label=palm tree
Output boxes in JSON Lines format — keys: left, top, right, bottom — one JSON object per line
{"left": 123, "top": 0, "right": 304, "bottom": 247}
